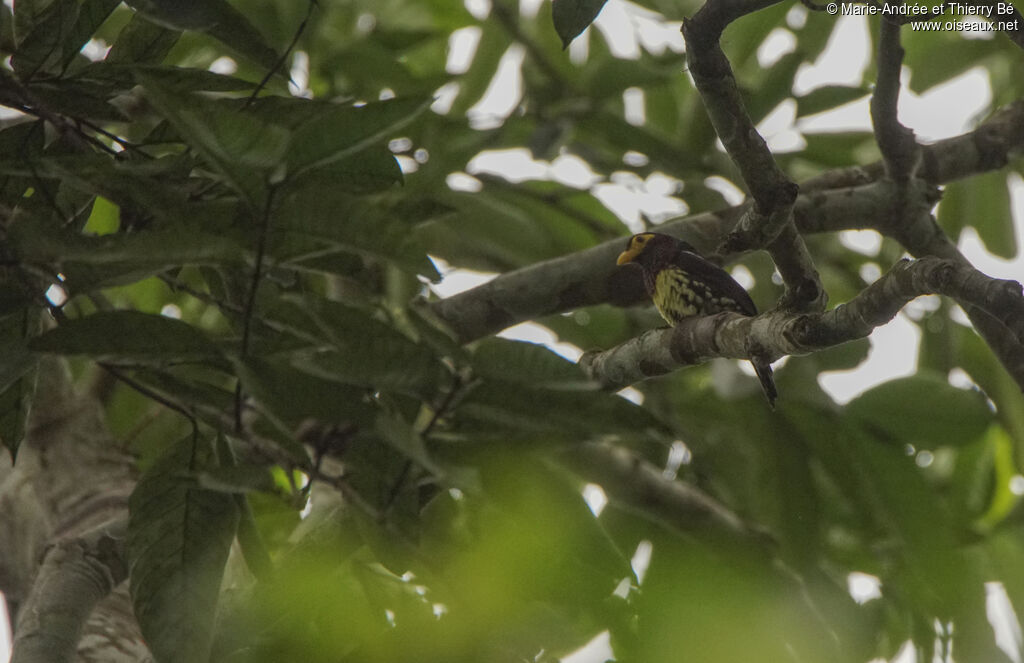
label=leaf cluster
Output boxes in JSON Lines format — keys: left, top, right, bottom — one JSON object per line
{"left": 0, "top": 1, "right": 1022, "bottom": 663}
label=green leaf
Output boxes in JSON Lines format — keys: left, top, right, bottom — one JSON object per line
{"left": 423, "top": 190, "right": 567, "bottom": 270}
{"left": 850, "top": 425, "right": 1005, "bottom": 661}
{"left": 60, "top": 0, "right": 122, "bottom": 69}
{"left": 10, "top": 0, "right": 121, "bottom": 75}
{"left": 128, "top": 368, "right": 248, "bottom": 439}
{"left": 457, "top": 380, "right": 662, "bottom": 438}
{"left": 287, "top": 96, "right": 431, "bottom": 178}
{"left": 1, "top": 154, "right": 191, "bottom": 217}
{"left": 22, "top": 78, "right": 128, "bottom": 122}
{"left": 472, "top": 338, "right": 595, "bottom": 390}
{"left": 124, "top": 0, "right": 280, "bottom": 71}
{"left": 137, "top": 76, "right": 290, "bottom": 202}
{"left": 0, "top": 120, "right": 45, "bottom": 203}
{"left": 128, "top": 434, "right": 240, "bottom": 663}
{"left": 234, "top": 356, "right": 372, "bottom": 431}
{"left": 938, "top": 171, "right": 1016, "bottom": 259}
{"left": 976, "top": 425, "right": 1020, "bottom": 530}
{"left": 795, "top": 85, "right": 870, "bottom": 118}
{"left": 846, "top": 372, "right": 994, "bottom": 447}
{"left": 903, "top": 29, "right": 1003, "bottom": 94}
{"left": 76, "top": 62, "right": 255, "bottom": 91}
{"left": 0, "top": 310, "right": 40, "bottom": 461}
{"left": 105, "top": 12, "right": 180, "bottom": 64}
{"left": 194, "top": 464, "right": 278, "bottom": 494}
{"left": 9, "top": 0, "right": 79, "bottom": 76}
{"left": 271, "top": 294, "right": 443, "bottom": 398}
{"left": 375, "top": 411, "right": 445, "bottom": 478}
{"left": 947, "top": 432, "right": 995, "bottom": 526}
{"left": 13, "top": 0, "right": 51, "bottom": 46}
{"left": 272, "top": 187, "right": 438, "bottom": 278}
{"left": 449, "top": 23, "right": 507, "bottom": 116}
{"left": 551, "top": 0, "right": 609, "bottom": 49}
{"left": 291, "top": 341, "right": 440, "bottom": 400}
{"left": 744, "top": 51, "right": 802, "bottom": 123}
{"left": 7, "top": 217, "right": 243, "bottom": 292}
{"left": 801, "top": 132, "right": 879, "bottom": 169}
{"left": 29, "top": 311, "right": 220, "bottom": 361}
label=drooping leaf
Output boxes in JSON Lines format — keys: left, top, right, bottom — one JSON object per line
{"left": 801, "top": 132, "right": 879, "bottom": 169}
{"left": 234, "top": 356, "right": 373, "bottom": 431}
{"left": 194, "top": 464, "right": 279, "bottom": 495}
{"left": 124, "top": 0, "right": 281, "bottom": 71}
{"left": 457, "top": 379, "right": 662, "bottom": 438}
{"left": 795, "top": 85, "right": 870, "bottom": 118}
{"left": 287, "top": 96, "right": 431, "bottom": 178}
{"left": 60, "top": 0, "right": 122, "bottom": 69}
{"left": 23, "top": 78, "right": 128, "bottom": 122}
{"left": 9, "top": 0, "right": 78, "bottom": 76}
{"left": 29, "top": 310, "right": 221, "bottom": 361}
{"left": 12, "top": 0, "right": 121, "bottom": 75}
{"left": 137, "top": 76, "right": 290, "bottom": 202}
{"left": 272, "top": 187, "right": 438, "bottom": 278}
{"left": 127, "top": 434, "right": 240, "bottom": 663}
{"left": 0, "top": 309, "right": 40, "bottom": 460}
{"left": 13, "top": 0, "right": 54, "bottom": 46}
{"left": 1, "top": 153, "right": 192, "bottom": 217}
{"left": 448, "top": 23, "right": 508, "bottom": 116}
{"left": 551, "top": 0, "right": 609, "bottom": 49}
{"left": 846, "top": 372, "right": 994, "bottom": 448}
{"left": 375, "top": 411, "right": 446, "bottom": 478}
{"left": 938, "top": 171, "right": 1016, "bottom": 259}
{"left": 76, "top": 62, "right": 256, "bottom": 92}
{"left": 903, "top": 29, "right": 1004, "bottom": 94}
{"left": 7, "top": 216, "right": 244, "bottom": 292}
{"left": 976, "top": 425, "right": 1020, "bottom": 530}
{"left": 269, "top": 294, "right": 443, "bottom": 398}
{"left": 289, "top": 338, "right": 441, "bottom": 400}
{"left": 127, "top": 368, "right": 249, "bottom": 440}
{"left": 472, "top": 338, "right": 595, "bottom": 390}
{"left": 0, "top": 120, "right": 45, "bottom": 203}
{"left": 105, "top": 12, "right": 180, "bottom": 64}
{"left": 744, "top": 51, "right": 802, "bottom": 123}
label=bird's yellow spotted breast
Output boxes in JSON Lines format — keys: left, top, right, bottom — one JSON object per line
{"left": 652, "top": 268, "right": 738, "bottom": 325}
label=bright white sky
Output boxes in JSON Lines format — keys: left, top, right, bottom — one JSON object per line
{"left": 2, "top": 1, "right": 1022, "bottom": 662}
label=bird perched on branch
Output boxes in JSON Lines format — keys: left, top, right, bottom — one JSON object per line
{"left": 616, "top": 232, "right": 777, "bottom": 407}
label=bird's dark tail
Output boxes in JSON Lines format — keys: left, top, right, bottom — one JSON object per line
{"left": 752, "top": 360, "right": 778, "bottom": 409}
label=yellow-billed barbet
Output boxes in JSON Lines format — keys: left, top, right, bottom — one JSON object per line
{"left": 616, "top": 232, "right": 777, "bottom": 407}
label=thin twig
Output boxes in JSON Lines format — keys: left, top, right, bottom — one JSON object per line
{"left": 870, "top": 3, "right": 920, "bottom": 181}
{"left": 234, "top": 186, "right": 278, "bottom": 432}
{"left": 245, "top": 0, "right": 318, "bottom": 107}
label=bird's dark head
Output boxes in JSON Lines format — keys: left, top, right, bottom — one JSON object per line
{"left": 617, "top": 232, "right": 684, "bottom": 270}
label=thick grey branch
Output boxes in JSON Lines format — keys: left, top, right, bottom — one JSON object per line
{"left": 870, "top": 9, "right": 921, "bottom": 180}
{"left": 0, "top": 361, "right": 144, "bottom": 662}
{"left": 892, "top": 208, "right": 1024, "bottom": 392}
{"left": 579, "top": 257, "right": 1024, "bottom": 389}
{"left": 430, "top": 100, "right": 1024, "bottom": 343}
{"left": 11, "top": 518, "right": 130, "bottom": 663}
{"left": 681, "top": 1, "right": 823, "bottom": 310}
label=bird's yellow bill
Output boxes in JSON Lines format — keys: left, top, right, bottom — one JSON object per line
{"left": 616, "top": 233, "right": 654, "bottom": 265}
{"left": 616, "top": 247, "right": 641, "bottom": 265}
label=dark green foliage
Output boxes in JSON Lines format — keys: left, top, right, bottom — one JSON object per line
{"left": 127, "top": 434, "right": 240, "bottom": 663}
{"left": 0, "top": 1, "right": 1022, "bottom": 662}
{"left": 552, "top": 0, "right": 610, "bottom": 48}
